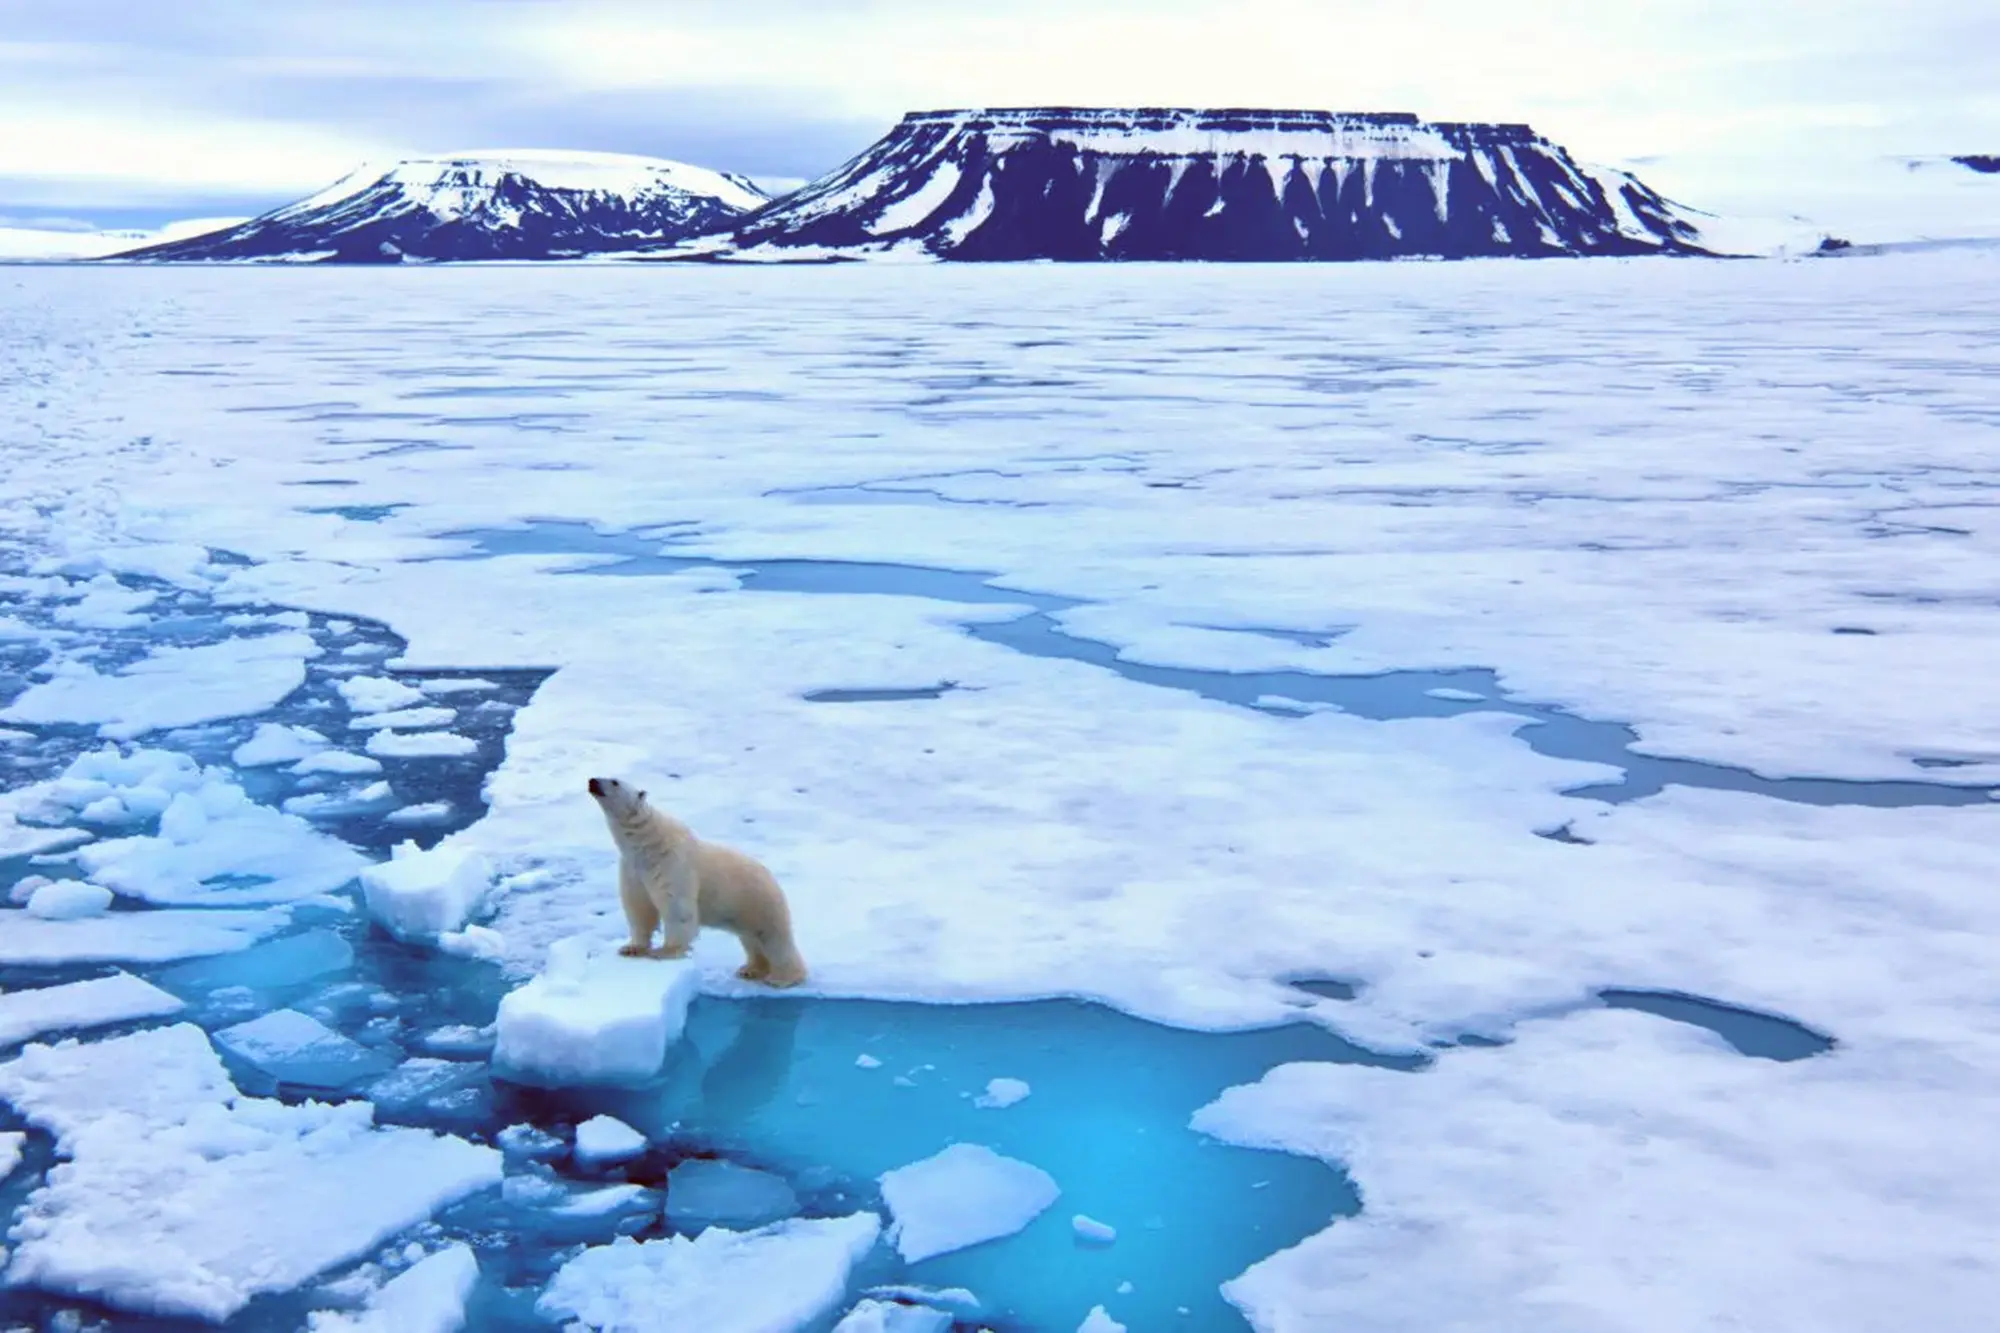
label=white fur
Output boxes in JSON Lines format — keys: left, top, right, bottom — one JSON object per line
{"left": 587, "top": 776, "right": 808, "bottom": 987}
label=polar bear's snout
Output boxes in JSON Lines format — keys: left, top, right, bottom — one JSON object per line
{"left": 586, "top": 775, "right": 648, "bottom": 819}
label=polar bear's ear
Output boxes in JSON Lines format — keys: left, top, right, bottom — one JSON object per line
{"left": 638, "top": 790, "right": 649, "bottom": 803}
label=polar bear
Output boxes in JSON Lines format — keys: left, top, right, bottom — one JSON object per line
{"left": 586, "top": 776, "right": 808, "bottom": 987}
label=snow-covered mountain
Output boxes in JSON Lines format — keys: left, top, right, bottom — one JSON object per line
{"left": 114, "top": 151, "right": 766, "bottom": 263}
{"left": 711, "top": 108, "right": 1740, "bottom": 262}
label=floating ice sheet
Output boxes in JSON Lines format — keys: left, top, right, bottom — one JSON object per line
{"left": 0, "top": 1023, "right": 501, "bottom": 1321}
{"left": 306, "top": 1244, "right": 479, "bottom": 1333}
{"left": 0, "top": 630, "right": 317, "bottom": 739}
{"left": 0, "top": 905, "right": 294, "bottom": 965}
{"left": 359, "top": 840, "right": 493, "bottom": 942}
{"left": 880, "top": 1143, "right": 1060, "bottom": 1263}
{"left": 538, "top": 1213, "right": 882, "bottom": 1333}
{"left": 0, "top": 972, "right": 185, "bottom": 1048}
{"left": 491, "top": 938, "right": 701, "bottom": 1086}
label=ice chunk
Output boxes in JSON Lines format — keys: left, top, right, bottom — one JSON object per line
{"left": 336, "top": 676, "right": 426, "bottom": 714}
{"left": 386, "top": 801, "right": 453, "bottom": 825}
{"left": 307, "top": 1244, "right": 479, "bottom": 1333}
{"left": 1424, "top": 687, "right": 1486, "bottom": 702}
{"left": 835, "top": 1299, "right": 954, "bottom": 1333}
{"left": 361, "top": 1059, "right": 487, "bottom": 1116}
{"left": 553, "top": 1182, "right": 658, "bottom": 1218}
{"left": 0, "top": 905, "right": 292, "bottom": 965}
{"left": 156, "top": 927, "right": 355, "bottom": 995}
{"left": 1078, "top": 1307, "right": 1127, "bottom": 1333}
{"left": 0, "top": 1129, "right": 23, "bottom": 1181}
{"left": 496, "top": 1123, "right": 565, "bottom": 1159}
{"left": 538, "top": 1213, "right": 882, "bottom": 1332}
{"left": 856, "top": 1053, "right": 883, "bottom": 1069}
{"left": 419, "top": 678, "right": 497, "bottom": 695}
{"left": 438, "top": 923, "right": 505, "bottom": 961}
{"left": 359, "top": 840, "right": 494, "bottom": 942}
{"left": 975, "top": 1076, "right": 1031, "bottom": 1109}
{"left": 491, "top": 938, "right": 702, "bottom": 1087}
{"left": 574, "top": 1114, "right": 648, "bottom": 1166}
{"left": 0, "top": 631, "right": 317, "bottom": 739}
{"left": 879, "top": 1143, "right": 1060, "bottom": 1263}
{"left": 665, "top": 1159, "right": 801, "bottom": 1231}
{"left": 367, "top": 730, "right": 478, "bottom": 758}
{"left": 292, "top": 750, "right": 385, "bottom": 776}
{"left": 0, "top": 973, "right": 185, "bottom": 1049}
{"left": 1073, "top": 1214, "right": 1118, "bottom": 1245}
{"left": 0, "top": 1024, "right": 500, "bottom": 1322}
{"left": 347, "top": 706, "right": 455, "bottom": 731}
{"left": 0, "top": 1024, "right": 237, "bottom": 1139}
{"left": 284, "top": 783, "right": 394, "bottom": 818}
{"left": 76, "top": 779, "right": 367, "bottom": 905}
{"left": 214, "top": 1009, "right": 397, "bottom": 1090}
{"left": 23, "top": 879, "right": 114, "bottom": 919}
{"left": 234, "top": 722, "right": 330, "bottom": 767}
{"left": 0, "top": 818, "right": 91, "bottom": 859}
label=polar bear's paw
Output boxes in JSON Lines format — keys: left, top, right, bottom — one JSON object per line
{"left": 617, "top": 942, "right": 651, "bottom": 957}
{"left": 647, "top": 945, "right": 691, "bottom": 961}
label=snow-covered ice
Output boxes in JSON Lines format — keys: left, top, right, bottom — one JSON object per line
{"left": 4, "top": 257, "right": 2000, "bottom": 1330}
{"left": 0, "top": 631, "right": 317, "bottom": 739}
{"left": 336, "top": 676, "right": 426, "bottom": 714}
{"left": 366, "top": 730, "right": 478, "bottom": 758}
{"left": 0, "top": 905, "right": 293, "bottom": 965}
{"left": 0, "top": 1024, "right": 500, "bottom": 1319}
{"left": 537, "top": 1212, "right": 882, "bottom": 1333}
{"left": 358, "top": 840, "right": 493, "bottom": 942}
{"left": 491, "top": 938, "right": 701, "bottom": 1085}
{"left": 572, "top": 1113, "right": 647, "bottom": 1165}
{"left": 879, "top": 1143, "right": 1061, "bottom": 1263}
{"left": 293, "top": 749, "right": 385, "bottom": 776}
{"left": 0, "top": 1129, "right": 23, "bottom": 1181}
{"left": 234, "top": 721, "right": 330, "bottom": 767}
{"left": 306, "top": 1243, "right": 478, "bottom": 1333}
{"left": 0, "top": 972, "right": 184, "bottom": 1048}
{"left": 21, "top": 879, "right": 113, "bottom": 919}
{"left": 1077, "top": 1306, "right": 1127, "bottom": 1333}
{"left": 834, "top": 1298, "right": 954, "bottom": 1333}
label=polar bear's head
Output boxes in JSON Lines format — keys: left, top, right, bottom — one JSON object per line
{"left": 586, "top": 775, "right": 649, "bottom": 824}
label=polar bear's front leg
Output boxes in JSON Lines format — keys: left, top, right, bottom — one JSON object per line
{"left": 617, "top": 860, "right": 658, "bottom": 957}
{"left": 647, "top": 849, "right": 700, "bottom": 960}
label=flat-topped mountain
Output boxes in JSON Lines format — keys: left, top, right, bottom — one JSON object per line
{"left": 716, "top": 107, "right": 1725, "bottom": 261}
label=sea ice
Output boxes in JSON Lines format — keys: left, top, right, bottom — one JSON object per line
{"left": 879, "top": 1143, "right": 1061, "bottom": 1263}
{"left": 0, "top": 905, "right": 293, "bottom": 965}
{"left": 336, "top": 676, "right": 426, "bottom": 714}
{"left": 358, "top": 840, "right": 493, "bottom": 942}
{"left": 292, "top": 749, "right": 386, "bottom": 776}
{"left": 664, "top": 1158, "right": 800, "bottom": 1231}
{"left": 974, "top": 1076, "right": 1031, "bottom": 1109}
{"left": 491, "top": 937, "right": 702, "bottom": 1086}
{"left": 213, "top": 1008, "right": 396, "bottom": 1089}
{"left": 74, "top": 774, "right": 368, "bottom": 905}
{"left": 833, "top": 1299, "right": 954, "bottom": 1333}
{"left": 347, "top": 705, "right": 455, "bottom": 731}
{"left": 0, "top": 630, "right": 317, "bottom": 739}
{"left": 0, "top": 972, "right": 185, "bottom": 1049}
{"left": 367, "top": 730, "right": 478, "bottom": 758}
{"left": 496, "top": 1123, "right": 565, "bottom": 1159}
{"left": 234, "top": 722, "right": 331, "bottom": 767}
{"left": 307, "top": 1244, "right": 479, "bottom": 1333}
{"left": 22, "top": 879, "right": 113, "bottom": 919}
{"left": 0, "top": 1024, "right": 499, "bottom": 1321}
{"left": 0, "top": 1129, "right": 23, "bottom": 1181}
{"left": 573, "top": 1113, "right": 647, "bottom": 1165}
{"left": 1077, "top": 1307, "right": 1127, "bottom": 1333}
{"left": 1073, "top": 1214, "right": 1118, "bottom": 1245}
{"left": 385, "top": 801, "right": 453, "bottom": 824}
{"left": 537, "top": 1213, "right": 882, "bottom": 1333}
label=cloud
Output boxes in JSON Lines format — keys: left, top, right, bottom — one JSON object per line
{"left": 0, "top": 0, "right": 1994, "bottom": 221}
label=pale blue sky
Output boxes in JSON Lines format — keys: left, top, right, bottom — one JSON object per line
{"left": 2, "top": 0, "right": 1994, "bottom": 228}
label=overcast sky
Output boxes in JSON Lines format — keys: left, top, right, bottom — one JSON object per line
{"left": 2, "top": 0, "right": 1995, "bottom": 228}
